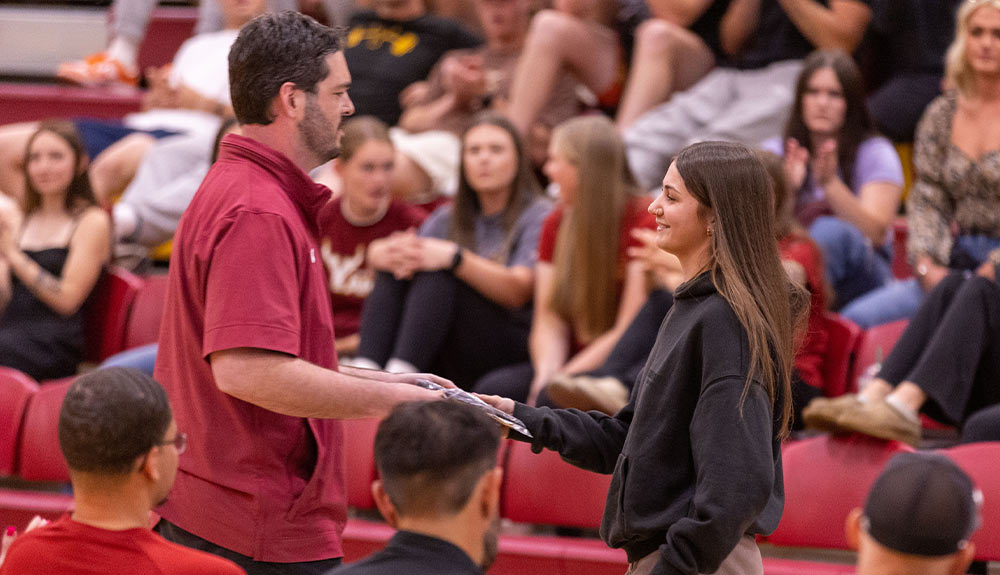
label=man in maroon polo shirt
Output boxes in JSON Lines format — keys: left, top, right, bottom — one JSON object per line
{"left": 152, "top": 12, "right": 447, "bottom": 575}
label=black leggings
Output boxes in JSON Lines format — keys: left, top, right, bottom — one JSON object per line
{"left": 358, "top": 271, "right": 531, "bottom": 390}
{"left": 879, "top": 273, "right": 1000, "bottom": 426}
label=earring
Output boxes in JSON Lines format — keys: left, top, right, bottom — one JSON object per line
{"left": 706, "top": 227, "right": 713, "bottom": 236}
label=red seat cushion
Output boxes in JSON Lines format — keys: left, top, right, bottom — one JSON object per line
{"left": 124, "top": 273, "right": 169, "bottom": 350}
{"left": 83, "top": 267, "right": 144, "bottom": 363}
{"left": 768, "top": 434, "right": 913, "bottom": 550}
{"left": 17, "top": 379, "right": 73, "bottom": 482}
{"left": 0, "top": 368, "right": 39, "bottom": 476}
{"left": 821, "top": 313, "right": 863, "bottom": 397}
{"left": 940, "top": 442, "right": 1000, "bottom": 561}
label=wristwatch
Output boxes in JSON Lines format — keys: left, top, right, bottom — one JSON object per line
{"left": 449, "top": 247, "right": 464, "bottom": 274}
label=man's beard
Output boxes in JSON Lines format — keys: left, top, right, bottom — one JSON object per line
{"left": 480, "top": 516, "right": 501, "bottom": 570}
{"left": 299, "top": 95, "right": 340, "bottom": 165}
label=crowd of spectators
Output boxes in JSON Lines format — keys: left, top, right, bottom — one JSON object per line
{"left": 1, "top": 0, "right": 1000, "bottom": 571}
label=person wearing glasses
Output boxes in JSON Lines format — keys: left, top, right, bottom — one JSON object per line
{"left": 0, "top": 367, "right": 245, "bottom": 575}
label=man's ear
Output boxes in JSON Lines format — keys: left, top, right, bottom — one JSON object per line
{"left": 479, "top": 467, "right": 503, "bottom": 519}
{"left": 138, "top": 448, "right": 161, "bottom": 482}
{"left": 845, "top": 507, "right": 863, "bottom": 550}
{"left": 372, "top": 480, "right": 399, "bottom": 528}
{"left": 950, "top": 543, "right": 976, "bottom": 575}
{"left": 276, "top": 82, "right": 301, "bottom": 120}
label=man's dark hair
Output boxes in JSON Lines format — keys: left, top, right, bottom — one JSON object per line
{"left": 375, "top": 401, "right": 501, "bottom": 517}
{"left": 59, "top": 367, "right": 173, "bottom": 475}
{"left": 228, "top": 11, "right": 344, "bottom": 125}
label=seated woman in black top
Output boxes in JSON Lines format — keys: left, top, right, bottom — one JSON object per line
{"left": 482, "top": 141, "right": 803, "bottom": 575}
{"left": 0, "top": 120, "right": 112, "bottom": 381}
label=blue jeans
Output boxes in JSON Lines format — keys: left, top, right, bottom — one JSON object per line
{"left": 842, "top": 234, "right": 1000, "bottom": 328}
{"left": 809, "top": 216, "right": 891, "bottom": 310}
{"left": 99, "top": 343, "right": 158, "bottom": 375}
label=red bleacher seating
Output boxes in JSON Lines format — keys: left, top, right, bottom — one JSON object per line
{"left": 891, "top": 218, "right": 912, "bottom": 280}
{"left": 135, "top": 7, "right": 198, "bottom": 72}
{"left": 500, "top": 441, "right": 610, "bottom": 529}
{"left": 83, "top": 266, "right": 144, "bottom": 364}
{"left": 850, "top": 319, "right": 908, "bottom": 393}
{"left": 0, "top": 367, "right": 39, "bottom": 476}
{"left": 17, "top": 378, "right": 73, "bottom": 483}
{"left": 942, "top": 442, "right": 1000, "bottom": 562}
{"left": 123, "top": 272, "right": 168, "bottom": 350}
{"left": 768, "top": 434, "right": 913, "bottom": 551}
{"left": 820, "top": 313, "right": 863, "bottom": 397}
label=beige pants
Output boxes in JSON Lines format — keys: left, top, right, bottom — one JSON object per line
{"left": 625, "top": 535, "right": 762, "bottom": 575}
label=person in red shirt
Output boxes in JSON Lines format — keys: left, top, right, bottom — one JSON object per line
{"left": 152, "top": 12, "right": 446, "bottom": 575}
{"left": 0, "top": 367, "right": 245, "bottom": 575}
{"left": 473, "top": 115, "right": 655, "bottom": 405}
{"left": 316, "top": 116, "right": 426, "bottom": 357}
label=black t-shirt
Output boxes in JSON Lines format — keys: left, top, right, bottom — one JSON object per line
{"left": 726, "top": 0, "right": 872, "bottom": 70}
{"left": 332, "top": 531, "right": 484, "bottom": 575}
{"left": 868, "top": 0, "right": 959, "bottom": 75}
{"left": 690, "top": 0, "right": 733, "bottom": 59}
{"left": 344, "top": 11, "right": 482, "bottom": 125}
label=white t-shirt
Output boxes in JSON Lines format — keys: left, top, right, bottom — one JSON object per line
{"left": 124, "top": 29, "right": 239, "bottom": 137}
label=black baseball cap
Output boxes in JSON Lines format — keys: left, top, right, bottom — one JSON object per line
{"left": 863, "top": 452, "right": 982, "bottom": 557}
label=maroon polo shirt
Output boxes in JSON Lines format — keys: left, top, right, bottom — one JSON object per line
{"left": 154, "top": 134, "right": 345, "bottom": 563}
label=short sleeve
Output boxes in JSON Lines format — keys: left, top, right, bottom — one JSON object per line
{"left": 852, "top": 136, "right": 904, "bottom": 190}
{"left": 537, "top": 207, "right": 564, "bottom": 263}
{"left": 507, "top": 199, "right": 553, "bottom": 268}
{"left": 418, "top": 204, "right": 454, "bottom": 239}
{"left": 203, "top": 211, "right": 303, "bottom": 358}
{"left": 759, "top": 137, "right": 784, "bottom": 157}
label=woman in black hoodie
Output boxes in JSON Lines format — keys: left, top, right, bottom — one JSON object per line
{"left": 482, "top": 141, "right": 803, "bottom": 575}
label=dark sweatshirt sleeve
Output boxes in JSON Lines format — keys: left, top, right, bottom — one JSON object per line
{"left": 511, "top": 401, "right": 632, "bottom": 474}
{"left": 651, "top": 378, "right": 776, "bottom": 575}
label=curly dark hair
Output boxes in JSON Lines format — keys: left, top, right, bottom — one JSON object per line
{"left": 228, "top": 11, "right": 344, "bottom": 125}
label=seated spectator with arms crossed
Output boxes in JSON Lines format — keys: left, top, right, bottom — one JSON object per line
{"left": 0, "top": 367, "right": 244, "bottom": 575}
{"left": 330, "top": 400, "right": 503, "bottom": 575}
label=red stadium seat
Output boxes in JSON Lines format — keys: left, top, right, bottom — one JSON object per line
{"left": 850, "top": 320, "right": 908, "bottom": 393}
{"left": 17, "top": 378, "right": 73, "bottom": 482}
{"left": 123, "top": 273, "right": 169, "bottom": 350}
{"left": 0, "top": 368, "right": 39, "bottom": 476}
{"left": 767, "top": 434, "right": 913, "bottom": 550}
{"left": 820, "top": 313, "right": 863, "bottom": 397}
{"left": 500, "top": 440, "right": 611, "bottom": 529}
{"left": 83, "top": 267, "right": 144, "bottom": 364}
{"left": 891, "top": 218, "right": 912, "bottom": 280}
{"left": 941, "top": 442, "right": 1000, "bottom": 562}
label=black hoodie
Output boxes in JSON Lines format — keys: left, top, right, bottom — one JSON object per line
{"left": 512, "top": 271, "right": 784, "bottom": 575}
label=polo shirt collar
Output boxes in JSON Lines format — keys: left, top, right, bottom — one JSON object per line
{"left": 218, "top": 133, "right": 330, "bottom": 234}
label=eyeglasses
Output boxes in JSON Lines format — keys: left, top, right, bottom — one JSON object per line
{"left": 160, "top": 432, "right": 187, "bottom": 455}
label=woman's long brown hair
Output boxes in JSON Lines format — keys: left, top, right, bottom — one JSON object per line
{"left": 676, "top": 141, "right": 802, "bottom": 438}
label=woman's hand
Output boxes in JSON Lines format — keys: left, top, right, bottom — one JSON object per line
{"left": 367, "top": 229, "right": 423, "bottom": 280}
{"left": 811, "top": 139, "right": 840, "bottom": 186}
{"left": 0, "top": 198, "right": 23, "bottom": 259}
{"left": 784, "top": 138, "right": 810, "bottom": 191}
{"left": 627, "top": 228, "right": 684, "bottom": 290}
{"left": 419, "top": 237, "right": 460, "bottom": 272}
{"left": 476, "top": 393, "right": 515, "bottom": 416}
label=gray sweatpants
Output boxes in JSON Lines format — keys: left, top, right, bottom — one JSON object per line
{"left": 623, "top": 60, "right": 804, "bottom": 191}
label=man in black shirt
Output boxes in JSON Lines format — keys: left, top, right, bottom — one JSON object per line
{"left": 344, "top": 0, "right": 481, "bottom": 125}
{"left": 330, "top": 401, "right": 502, "bottom": 575}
